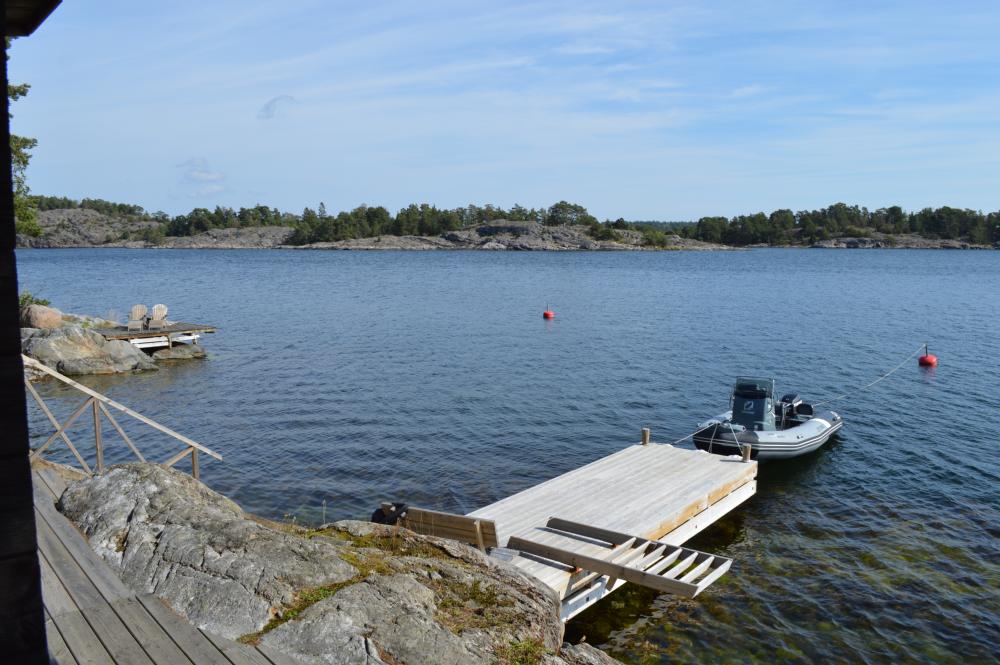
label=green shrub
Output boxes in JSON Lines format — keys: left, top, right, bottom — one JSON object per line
{"left": 19, "top": 290, "right": 50, "bottom": 308}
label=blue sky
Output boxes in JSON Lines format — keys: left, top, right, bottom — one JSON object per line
{"left": 9, "top": 1, "right": 1000, "bottom": 219}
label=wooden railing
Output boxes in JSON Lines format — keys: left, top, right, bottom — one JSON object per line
{"left": 23, "top": 355, "right": 222, "bottom": 478}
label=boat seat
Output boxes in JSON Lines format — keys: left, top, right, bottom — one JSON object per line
{"left": 797, "top": 403, "right": 814, "bottom": 417}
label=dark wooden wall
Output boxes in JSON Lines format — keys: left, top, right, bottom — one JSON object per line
{"left": 0, "top": 35, "right": 48, "bottom": 664}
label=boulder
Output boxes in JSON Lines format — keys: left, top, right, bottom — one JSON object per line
{"left": 22, "top": 327, "right": 157, "bottom": 375}
{"left": 20, "top": 303, "right": 63, "bottom": 329}
{"left": 152, "top": 343, "right": 207, "bottom": 361}
{"left": 57, "top": 463, "right": 623, "bottom": 664}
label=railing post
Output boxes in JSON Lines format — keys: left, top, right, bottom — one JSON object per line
{"left": 93, "top": 399, "right": 103, "bottom": 473}
{"left": 191, "top": 447, "right": 199, "bottom": 480}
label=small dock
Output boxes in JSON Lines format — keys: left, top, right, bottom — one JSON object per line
{"left": 94, "top": 323, "right": 216, "bottom": 350}
{"left": 467, "top": 440, "right": 756, "bottom": 619}
{"left": 392, "top": 432, "right": 758, "bottom": 621}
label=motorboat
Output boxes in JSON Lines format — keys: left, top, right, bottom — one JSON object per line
{"left": 693, "top": 377, "right": 843, "bottom": 460}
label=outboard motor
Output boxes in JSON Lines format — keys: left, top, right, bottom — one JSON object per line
{"left": 371, "top": 502, "right": 408, "bottom": 525}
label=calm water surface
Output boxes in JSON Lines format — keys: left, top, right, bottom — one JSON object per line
{"left": 18, "top": 248, "right": 999, "bottom": 663}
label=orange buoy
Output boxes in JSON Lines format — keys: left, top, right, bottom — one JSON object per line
{"left": 542, "top": 310, "right": 555, "bottom": 319}
{"left": 918, "top": 344, "right": 938, "bottom": 367}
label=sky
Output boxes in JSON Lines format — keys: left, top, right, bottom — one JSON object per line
{"left": 8, "top": 1, "right": 1000, "bottom": 220}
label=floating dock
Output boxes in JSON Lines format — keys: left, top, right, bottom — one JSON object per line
{"left": 395, "top": 433, "right": 758, "bottom": 621}
{"left": 94, "top": 323, "right": 216, "bottom": 350}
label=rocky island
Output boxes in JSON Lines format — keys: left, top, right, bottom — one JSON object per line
{"left": 44, "top": 460, "right": 618, "bottom": 665}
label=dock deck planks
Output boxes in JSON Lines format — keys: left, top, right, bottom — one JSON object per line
{"left": 31, "top": 466, "right": 306, "bottom": 665}
{"left": 468, "top": 443, "right": 757, "bottom": 606}
{"left": 93, "top": 322, "right": 217, "bottom": 341}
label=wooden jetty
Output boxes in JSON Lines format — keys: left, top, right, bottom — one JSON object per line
{"left": 397, "top": 429, "right": 758, "bottom": 621}
{"left": 94, "top": 323, "right": 216, "bottom": 350}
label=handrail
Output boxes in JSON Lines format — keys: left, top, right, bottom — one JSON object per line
{"left": 23, "top": 354, "right": 222, "bottom": 478}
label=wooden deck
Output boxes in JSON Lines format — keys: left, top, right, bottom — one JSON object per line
{"left": 32, "top": 465, "right": 303, "bottom": 665}
{"left": 94, "top": 323, "right": 217, "bottom": 341}
{"left": 468, "top": 443, "right": 757, "bottom": 619}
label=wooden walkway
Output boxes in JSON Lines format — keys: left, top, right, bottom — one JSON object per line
{"left": 468, "top": 443, "right": 757, "bottom": 619}
{"left": 32, "top": 465, "right": 303, "bottom": 665}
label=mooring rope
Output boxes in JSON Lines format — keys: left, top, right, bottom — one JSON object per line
{"left": 811, "top": 343, "right": 926, "bottom": 408}
{"left": 658, "top": 343, "right": 927, "bottom": 446}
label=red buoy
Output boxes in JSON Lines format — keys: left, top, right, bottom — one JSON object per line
{"left": 918, "top": 344, "right": 938, "bottom": 367}
{"left": 542, "top": 310, "right": 555, "bottom": 319}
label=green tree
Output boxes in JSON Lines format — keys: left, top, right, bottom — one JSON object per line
{"left": 7, "top": 39, "right": 41, "bottom": 236}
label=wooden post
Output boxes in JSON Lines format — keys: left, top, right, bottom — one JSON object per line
{"left": 191, "top": 448, "right": 199, "bottom": 480}
{"left": 93, "top": 399, "right": 103, "bottom": 473}
{"left": 742, "top": 443, "right": 752, "bottom": 463}
{"left": 474, "top": 519, "right": 486, "bottom": 553}
{"left": 641, "top": 428, "right": 651, "bottom": 446}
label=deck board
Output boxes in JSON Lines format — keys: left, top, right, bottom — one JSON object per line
{"left": 94, "top": 322, "right": 216, "bottom": 341}
{"left": 469, "top": 444, "right": 757, "bottom": 601}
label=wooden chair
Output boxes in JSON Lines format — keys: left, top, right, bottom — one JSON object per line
{"left": 148, "top": 304, "right": 168, "bottom": 330}
{"left": 127, "top": 304, "right": 147, "bottom": 331}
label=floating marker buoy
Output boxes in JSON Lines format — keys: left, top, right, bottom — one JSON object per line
{"left": 543, "top": 310, "right": 555, "bottom": 319}
{"left": 918, "top": 343, "right": 938, "bottom": 367}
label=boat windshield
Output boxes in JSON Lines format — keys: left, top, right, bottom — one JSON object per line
{"left": 733, "top": 377, "right": 774, "bottom": 399}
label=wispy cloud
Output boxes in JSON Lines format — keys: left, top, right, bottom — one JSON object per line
{"left": 177, "top": 158, "right": 226, "bottom": 198}
{"left": 258, "top": 94, "right": 296, "bottom": 119}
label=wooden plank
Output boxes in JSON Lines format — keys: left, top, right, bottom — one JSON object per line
{"left": 45, "top": 610, "right": 80, "bottom": 665}
{"left": 200, "top": 629, "right": 275, "bottom": 665}
{"left": 163, "top": 446, "right": 193, "bottom": 468}
{"left": 93, "top": 400, "right": 104, "bottom": 473}
{"left": 402, "top": 507, "right": 499, "bottom": 549}
{"left": 34, "top": 514, "right": 108, "bottom": 611}
{"left": 138, "top": 595, "right": 233, "bottom": 665}
{"left": 50, "top": 611, "right": 115, "bottom": 665}
{"left": 99, "top": 403, "right": 146, "bottom": 463}
{"left": 82, "top": 604, "right": 156, "bottom": 665}
{"left": 36, "top": 466, "right": 72, "bottom": 499}
{"left": 39, "top": 553, "right": 79, "bottom": 619}
{"left": 546, "top": 517, "right": 633, "bottom": 546}
{"left": 112, "top": 598, "right": 196, "bottom": 665}
{"left": 679, "top": 555, "right": 714, "bottom": 583}
{"left": 508, "top": 536, "right": 705, "bottom": 598}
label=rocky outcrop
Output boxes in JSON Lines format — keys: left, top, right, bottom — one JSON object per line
{"left": 22, "top": 327, "right": 158, "bottom": 375}
{"left": 160, "top": 226, "right": 296, "bottom": 249}
{"left": 291, "top": 222, "right": 727, "bottom": 252}
{"left": 18, "top": 209, "right": 162, "bottom": 248}
{"left": 56, "top": 463, "right": 620, "bottom": 665}
{"left": 811, "top": 232, "right": 991, "bottom": 249}
{"left": 20, "top": 303, "right": 63, "bottom": 329}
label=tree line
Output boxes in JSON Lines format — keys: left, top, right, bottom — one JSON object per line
{"left": 26, "top": 195, "right": 1000, "bottom": 247}
{"left": 678, "top": 203, "right": 1000, "bottom": 246}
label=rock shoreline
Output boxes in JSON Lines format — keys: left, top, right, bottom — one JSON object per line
{"left": 20, "top": 303, "right": 206, "bottom": 377}
{"left": 50, "top": 461, "right": 619, "bottom": 665}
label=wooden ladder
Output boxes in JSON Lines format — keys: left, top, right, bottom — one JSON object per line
{"left": 507, "top": 516, "right": 732, "bottom": 598}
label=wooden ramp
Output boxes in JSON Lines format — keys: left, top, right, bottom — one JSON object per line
{"left": 32, "top": 464, "right": 305, "bottom": 665}
{"left": 467, "top": 442, "right": 757, "bottom": 620}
